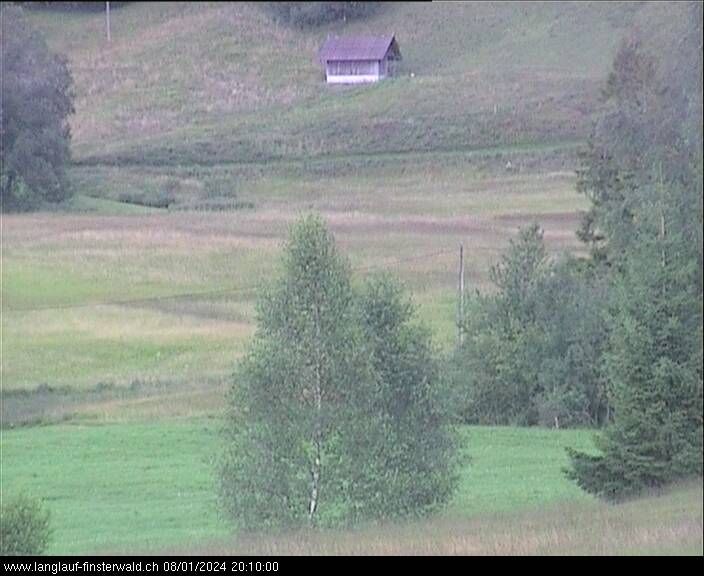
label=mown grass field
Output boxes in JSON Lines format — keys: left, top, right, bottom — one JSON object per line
{"left": 3, "top": 421, "right": 701, "bottom": 555}
{"left": 2, "top": 1, "right": 699, "bottom": 556}
{"left": 1, "top": 424, "right": 598, "bottom": 555}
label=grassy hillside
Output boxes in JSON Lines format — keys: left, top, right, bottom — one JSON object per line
{"left": 26, "top": 1, "right": 683, "bottom": 208}
{"left": 34, "top": 2, "right": 611, "bottom": 160}
{"left": 181, "top": 482, "right": 703, "bottom": 556}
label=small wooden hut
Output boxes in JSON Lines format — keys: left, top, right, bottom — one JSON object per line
{"left": 318, "top": 35, "right": 402, "bottom": 84}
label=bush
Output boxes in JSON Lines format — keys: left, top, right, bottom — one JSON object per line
{"left": 0, "top": 494, "right": 52, "bottom": 556}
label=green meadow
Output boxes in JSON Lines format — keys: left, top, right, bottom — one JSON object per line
{"left": 2, "top": 2, "right": 701, "bottom": 556}
{"left": 4, "top": 421, "right": 700, "bottom": 555}
{"left": 2, "top": 423, "right": 596, "bottom": 554}
{"left": 1, "top": 166, "right": 587, "bottom": 393}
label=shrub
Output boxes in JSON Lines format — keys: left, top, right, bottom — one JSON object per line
{"left": 453, "top": 226, "right": 609, "bottom": 427}
{"left": 0, "top": 494, "right": 52, "bottom": 556}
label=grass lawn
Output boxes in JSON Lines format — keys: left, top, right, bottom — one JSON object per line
{"left": 1, "top": 419, "right": 227, "bottom": 554}
{"left": 451, "top": 426, "right": 596, "bottom": 517}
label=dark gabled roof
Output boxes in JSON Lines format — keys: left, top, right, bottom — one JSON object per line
{"left": 318, "top": 35, "right": 401, "bottom": 63}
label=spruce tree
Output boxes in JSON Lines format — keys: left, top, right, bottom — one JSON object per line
{"left": 568, "top": 210, "right": 703, "bottom": 498}
{"left": 567, "top": 11, "right": 703, "bottom": 496}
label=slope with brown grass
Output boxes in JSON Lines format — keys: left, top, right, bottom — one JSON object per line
{"left": 170, "top": 483, "right": 703, "bottom": 556}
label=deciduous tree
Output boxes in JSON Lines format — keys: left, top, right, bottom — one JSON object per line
{"left": 219, "top": 216, "right": 458, "bottom": 529}
{"left": 1, "top": 5, "right": 74, "bottom": 210}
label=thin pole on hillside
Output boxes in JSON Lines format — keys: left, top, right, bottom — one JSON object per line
{"left": 458, "top": 243, "right": 465, "bottom": 347}
{"left": 658, "top": 161, "right": 667, "bottom": 269}
{"left": 106, "top": 2, "right": 111, "bottom": 43}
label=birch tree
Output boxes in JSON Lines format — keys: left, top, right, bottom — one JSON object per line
{"left": 219, "top": 215, "right": 377, "bottom": 528}
{"left": 349, "top": 275, "right": 459, "bottom": 520}
{"left": 219, "top": 216, "right": 459, "bottom": 529}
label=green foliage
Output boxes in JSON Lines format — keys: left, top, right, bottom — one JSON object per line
{"left": 489, "top": 223, "right": 549, "bottom": 324}
{"left": 1, "top": 4, "right": 74, "bottom": 211}
{"left": 576, "top": 4, "right": 703, "bottom": 269}
{"left": 454, "top": 225, "right": 609, "bottom": 427}
{"left": 567, "top": 6, "right": 703, "bottom": 499}
{"left": 220, "top": 214, "right": 368, "bottom": 529}
{"left": 219, "top": 215, "right": 457, "bottom": 529}
{"left": 575, "top": 37, "right": 659, "bottom": 264}
{"left": 454, "top": 225, "right": 545, "bottom": 425}
{"left": 568, "top": 230, "right": 703, "bottom": 499}
{"left": 263, "top": 2, "right": 382, "bottom": 28}
{"left": 0, "top": 494, "right": 52, "bottom": 556}
{"left": 351, "top": 275, "right": 459, "bottom": 520}
{"left": 531, "top": 259, "right": 610, "bottom": 427}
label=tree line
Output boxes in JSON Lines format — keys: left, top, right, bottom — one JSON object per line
{"left": 451, "top": 4, "right": 702, "bottom": 500}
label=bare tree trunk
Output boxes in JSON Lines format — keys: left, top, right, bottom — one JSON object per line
{"left": 309, "top": 408, "right": 321, "bottom": 523}
{"left": 659, "top": 162, "right": 667, "bottom": 268}
{"left": 308, "top": 311, "right": 323, "bottom": 524}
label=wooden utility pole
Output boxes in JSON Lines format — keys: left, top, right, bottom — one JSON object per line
{"left": 106, "top": 2, "right": 111, "bottom": 43}
{"left": 658, "top": 162, "right": 666, "bottom": 268}
{"left": 458, "top": 243, "right": 465, "bottom": 346}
